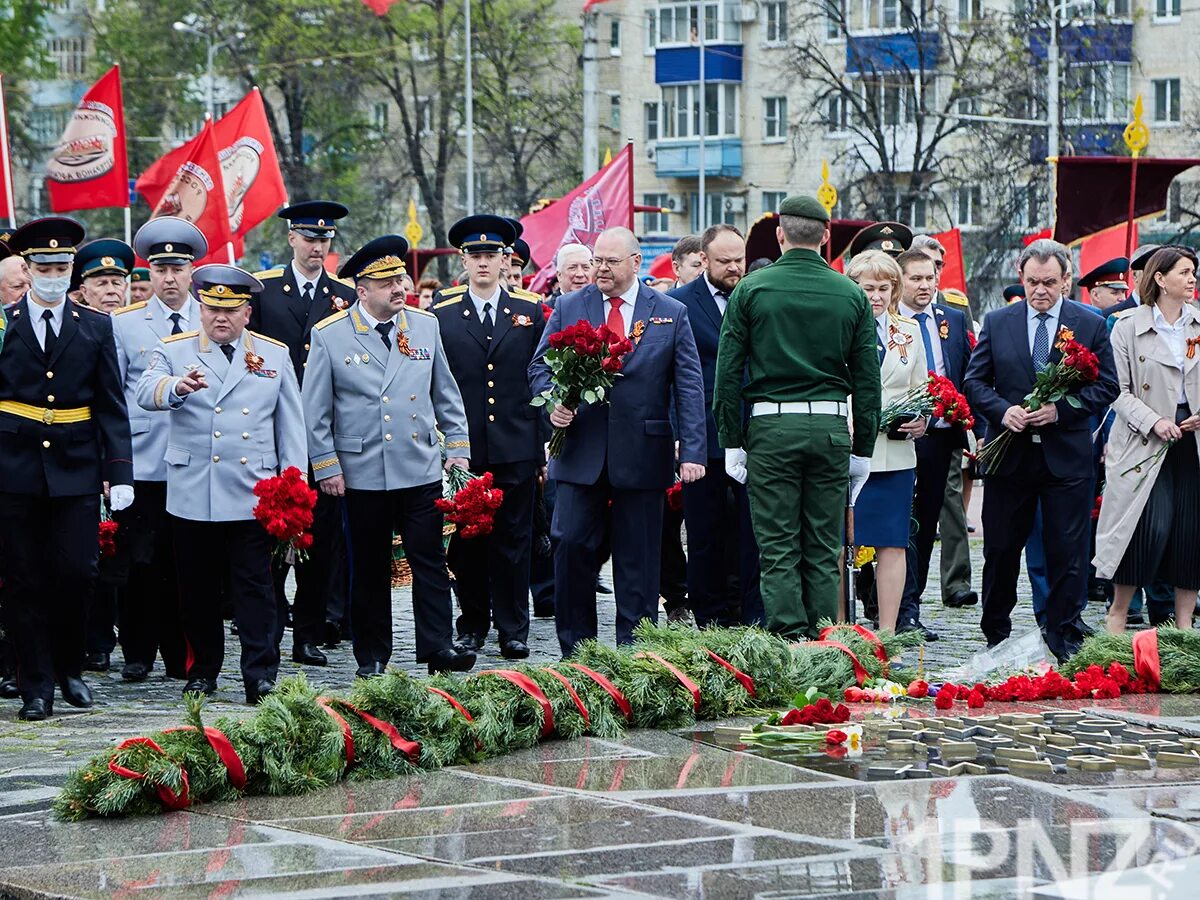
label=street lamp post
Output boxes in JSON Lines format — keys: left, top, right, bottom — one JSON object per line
{"left": 464, "top": 0, "right": 475, "bottom": 216}
{"left": 173, "top": 20, "right": 244, "bottom": 119}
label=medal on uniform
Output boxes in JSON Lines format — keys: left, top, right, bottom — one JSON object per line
{"left": 631, "top": 320, "right": 646, "bottom": 345}
{"left": 888, "top": 325, "right": 912, "bottom": 363}
{"left": 244, "top": 351, "right": 264, "bottom": 373}
{"left": 1189, "top": 337, "right": 1200, "bottom": 360}
{"left": 396, "top": 329, "right": 412, "bottom": 357}
{"left": 938, "top": 319, "right": 950, "bottom": 341}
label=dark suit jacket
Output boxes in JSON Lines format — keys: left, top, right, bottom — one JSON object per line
{"left": 249, "top": 265, "right": 356, "bottom": 383}
{"left": 528, "top": 283, "right": 706, "bottom": 490}
{"left": 0, "top": 296, "right": 133, "bottom": 496}
{"left": 913, "top": 301, "right": 974, "bottom": 448}
{"left": 433, "top": 288, "right": 546, "bottom": 470}
{"left": 964, "top": 300, "right": 1119, "bottom": 478}
{"left": 668, "top": 276, "right": 725, "bottom": 458}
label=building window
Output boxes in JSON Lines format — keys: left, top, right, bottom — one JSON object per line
{"left": 824, "top": 94, "right": 849, "bottom": 132}
{"left": 956, "top": 185, "right": 983, "bottom": 226}
{"left": 859, "top": 76, "right": 918, "bottom": 126}
{"left": 894, "top": 190, "right": 928, "bottom": 229}
{"left": 1063, "top": 62, "right": 1129, "bottom": 123}
{"left": 646, "top": 9, "right": 658, "bottom": 51}
{"left": 46, "top": 37, "right": 86, "bottom": 77}
{"left": 609, "top": 94, "right": 621, "bottom": 130}
{"left": 643, "top": 193, "right": 672, "bottom": 234}
{"left": 1153, "top": 78, "right": 1181, "bottom": 123}
{"left": 957, "top": 0, "right": 983, "bottom": 22}
{"left": 29, "top": 106, "right": 71, "bottom": 146}
{"left": 610, "top": 18, "right": 621, "bottom": 54}
{"left": 373, "top": 102, "right": 389, "bottom": 130}
{"left": 661, "top": 82, "right": 740, "bottom": 139}
{"left": 1165, "top": 183, "right": 1183, "bottom": 223}
{"left": 764, "top": 1, "right": 788, "bottom": 44}
{"left": 825, "top": 0, "right": 845, "bottom": 38}
{"left": 656, "top": 1, "right": 742, "bottom": 47}
{"left": 1155, "top": 0, "right": 1181, "bottom": 19}
{"left": 956, "top": 95, "right": 980, "bottom": 116}
{"left": 848, "top": 0, "right": 931, "bottom": 31}
{"left": 763, "top": 96, "right": 788, "bottom": 140}
{"left": 645, "top": 102, "right": 660, "bottom": 141}
{"left": 762, "top": 190, "right": 788, "bottom": 214}
{"left": 690, "top": 192, "right": 738, "bottom": 231}
{"left": 1108, "top": 0, "right": 1131, "bottom": 16}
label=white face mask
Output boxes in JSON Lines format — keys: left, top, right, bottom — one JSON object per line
{"left": 32, "top": 274, "right": 71, "bottom": 300}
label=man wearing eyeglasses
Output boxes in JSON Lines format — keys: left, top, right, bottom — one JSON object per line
{"left": 529, "top": 227, "right": 706, "bottom": 656}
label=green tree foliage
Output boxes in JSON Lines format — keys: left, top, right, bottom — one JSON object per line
{"left": 0, "top": 1, "right": 51, "bottom": 159}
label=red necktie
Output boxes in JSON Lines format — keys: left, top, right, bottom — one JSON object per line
{"left": 606, "top": 297, "right": 624, "bottom": 336}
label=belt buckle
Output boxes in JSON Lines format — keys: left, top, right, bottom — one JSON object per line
{"left": 41, "top": 408, "right": 55, "bottom": 425}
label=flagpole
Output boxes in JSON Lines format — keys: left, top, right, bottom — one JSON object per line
{"left": 464, "top": 0, "right": 475, "bottom": 216}
{"left": 0, "top": 75, "right": 16, "bottom": 224}
{"left": 1122, "top": 95, "right": 1148, "bottom": 268}
{"left": 123, "top": 206, "right": 131, "bottom": 245}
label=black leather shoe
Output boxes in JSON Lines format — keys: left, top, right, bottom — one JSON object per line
{"left": 944, "top": 591, "right": 978, "bottom": 608}
{"left": 18, "top": 698, "right": 51, "bottom": 720}
{"left": 500, "top": 640, "right": 530, "bottom": 660}
{"left": 427, "top": 647, "right": 476, "bottom": 675}
{"left": 60, "top": 677, "right": 93, "bottom": 708}
{"left": 0, "top": 677, "right": 18, "bottom": 699}
{"left": 83, "top": 652, "right": 110, "bottom": 672}
{"left": 355, "top": 662, "right": 386, "bottom": 679}
{"left": 121, "top": 662, "right": 150, "bottom": 682}
{"left": 182, "top": 677, "right": 217, "bottom": 697}
{"left": 245, "top": 679, "right": 274, "bottom": 705}
{"left": 292, "top": 644, "right": 328, "bottom": 666}
{"left": 596, "top": 577, "right": 613, "bottom": 595}
{"left": 456, "top": 633, "right": 485, "bottom": 652}
{"left": 322, "top": 621, "right": 342, "bottom": 648}
{"left": 898, "top": 620, "right": 939, "bottom": 642}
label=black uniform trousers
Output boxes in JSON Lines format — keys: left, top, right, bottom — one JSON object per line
{"left": 900, "top": 427, "right": 959, "bottom": 626}
{"left": 0, "top": 492, "right": 99, "bottom": 703}
{"left": 529, "top": 474, "right": 556, "bottom": 615}
{"left": 552, "top": 467, "right": 663, "bottom": 657}
{"left": 116, "top": 480, "right": 187, "bottom": 675}
{"left": 345, "top": 482, "right": 453, "bottom": 665}
{"left": 682, "top": 461, "right": 764, "bottom": 627}
{"left": 271, "top": 485, "right": 345, "bottom": 649}
{"left": 172, "top": 517, "right": 278, "bottom": 686}
{"left": 980, "top": 441, "right": 1092, "bottom": 660}
{"left": 449, "top": 463, "right": 535, "bottom": 645}
{"left": 659, "top": 498, "right": 688, "bottom": 613}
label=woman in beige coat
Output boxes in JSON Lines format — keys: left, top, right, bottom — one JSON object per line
{"left": 1094, "top": 246, "right": 1200, "bottom": 632}
{"left": 846, "top": 251, "right": 927, "bottom": 631}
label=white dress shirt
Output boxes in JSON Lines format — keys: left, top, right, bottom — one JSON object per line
{"left": 1152, "top": 303, "right": 1194, "bottom": 404}
{"left": 358, "top": 306, "right": 400, "bottom": 350}
{"left": 157, "top": 297, "right": 191, "bottom": 329}
{"left": 469, "top": 285, "right": 502, "bottom": 325}
{"left": 704, "top": 274, "right": 728, "bottom": 317}
{"left": 29, "top": 296, "right": 67, "bottom": 352}
{"left": 603, "top": 280, "right": 639, "bottom": 336}
{"left": 899, "top": 300, "right": 946, "bottom": 377}
{"left": 291, "top": 261, "right": 319, "bottom": 299}
{"left": 1025, "top": 298, "right": 1063, "bottom": 355}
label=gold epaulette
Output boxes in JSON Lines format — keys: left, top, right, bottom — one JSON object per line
{"left": 331, "top": 274, "right": 355, "bottom": 289}
{"left": 254, "top": 268, "right": 284, "bottom": 279}
{"left": 510, "top": 287, "right": 542, "bottom": 302}
{"left": 113, "top": 301, "right": 148, "bottom": 316}
{"left": 433, "top": 295, "right": 464, "bottom": 309}
{"left": 163, "top": 330, "right": 198, "bottom": 343}
{"left": 439, "top": 284, "right": 469, "bottom": 296}
{"left": 941, "top": 294, "right": 970, "bottom": 309}
{"left": 72, "top": 299, "right": 105, "bottom": 315}
{"left": 406, "top": 304, "right": 434, "bottom": 317}
{"left": 315, "top": 309, "right": 349, "bottom": 330}
{"left": 249, "top": 330, "right": 288, "bottom": 349}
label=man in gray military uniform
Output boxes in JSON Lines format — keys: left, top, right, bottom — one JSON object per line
{"left": 111, "top": 217, "right": 207, "bottom": 682}
{"left": 302, "top": 234, "right": 477, "bottom": 676}
{"left": 137, "top": 264, "right": 306, "bottom": 704}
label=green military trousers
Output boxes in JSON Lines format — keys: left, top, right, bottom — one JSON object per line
{"left": 745, "top": 412, "right": 849, "bottom": 640}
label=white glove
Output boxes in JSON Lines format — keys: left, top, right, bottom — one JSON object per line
{"left": 848, "top": 455, "right": 871, "bottom": 507}
{"left": 109, "top": 484, "right": 135, "bottom": 512}
{"left": 725, "top": 448, "right": 748, "bottom": 484}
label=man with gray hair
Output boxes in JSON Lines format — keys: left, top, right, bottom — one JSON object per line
{"left": 964, "top": 238, "right": 1118, "bottom": 662}
{"left": 0, "top": 255, "right": 30, "bottom": 306}
{"left": 554, "top": 243, "right": 593, "bottom": 297}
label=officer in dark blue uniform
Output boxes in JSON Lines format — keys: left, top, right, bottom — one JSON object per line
{"left": 250, "top": 200, "right": 357, "bottom": 663}
{"left": 433, "top": 215, "right": 546, "bottom": 658}
{"left": 0, "top": 217, "right": 134, "bottom": 720}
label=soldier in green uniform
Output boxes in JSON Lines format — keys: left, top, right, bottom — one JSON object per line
{"left": 714, "top": 195, "right": 881, "bottom": 640}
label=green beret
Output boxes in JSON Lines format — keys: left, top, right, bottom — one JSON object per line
{"left": 130, "top": 267, "right": 150, "bottom": 283}
{"left": 777, "top": 195, "right": 830, "bottom": 223}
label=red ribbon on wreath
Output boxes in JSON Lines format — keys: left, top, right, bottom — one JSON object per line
{"left": 480, "top": 670, "right": 555, "bottom": 737}
{"left": 316, "top": 697, "right": 422, "bottom": 764}
{"left": 703, "top": 649, "right": 756, "bottom": 697}
{"left": 1131, "top": 629, "right": 1162, "bottom": 690}
{"left": 807, "top": 639, "right": 869, "bottom": 685}
{"left": 565, "top": 663, "right": 632, "bottom": 721}
{"left": 316, "top": 696, "right": 355, "bottom": 766}
{"left": 635, "top": 651, "right": 701, "bottom": 712}
{"left": 541, "top": 667, "right": 590, "bottom": 727}
{"left": 107, "top": 737, "right": 191, "bottom": 810}
{"left": 819, "top": 623, "right": 890, "bottom": 678}
{"left": 162, "top": 725, "right": 246, "bottom": 790}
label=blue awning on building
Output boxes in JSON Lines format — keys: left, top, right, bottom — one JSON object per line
{"left": 1029, "top": 24, "right": 1133, "bottom": 63}
{"left": 845, "top": 33, "right": 940, "bottom": 74}
{"left": 655, "top": 45, "right": 744, "bottom": 84}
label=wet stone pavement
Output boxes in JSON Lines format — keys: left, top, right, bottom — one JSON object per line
{"left": 4, "top": 539, "right": 1200, "bottom": 898}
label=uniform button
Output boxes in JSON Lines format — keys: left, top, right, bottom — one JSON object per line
{"left": 488, "top": 397, "right": 495, "bottom": 405}
{"left": 47, "top": 395, "right": 54, "bottom": 403}
{"left": 212, "top": 455, "right": 220, "bottom": 463}
{"left": 214, "top": 431, "right": 222, "bottom": 438}
{"left": 1143, "top": 384, "right": 1151, "bottom": 390}
{"left": 487, "top": 380, "right": 494, "bottom": 388}
{"left": 382, "top": 396, "right": 389, "bottom": 404}
{"left": 303, "top": 362, "right": 308, "bottom": 368}
{"left": 240, "top": 457, "right": 248, "bottom": 464}
{"left": 1139, "top": 355, "right": 1146, "bottom": 362}
{"left": 242, "top": 432, "right": 250, "bottom": 439}
{"left": 487, "top": 363, "right": 494, "bottom": 371}
{"left": 410, "top": 394, "right": 416, "bottom": 400}
{"left": 488, "top": 414, "right": 495, "bottom": 422}
{"left": 411, "top": 432, "right": 418, "bottom": 439}
{"left": 304, "top": 343, "right": 310, "bottom": 351}
{"left": 411, "top": 413, "right": 417, "bottom": 420}
{"left": 385, "top": 433, "right": 392, "bottom": 441}
{"left": 384, "top": 414, "right": 391, "bottom": 422}
{"left": 42, "top": 440, "right": 50, "bottom": 449}
{"left": 242, "top": 408, "right": 249, "bottom": 415}
{"left": 46, "top": 371, "right": 54, "bottom": 379}
{"left": 215, "top": 406, "right": 222, "bottom": 414}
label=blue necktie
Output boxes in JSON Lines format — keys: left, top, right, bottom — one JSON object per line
{"left": 915, "top": 312, "right": 936, "bottom": 374}
{"left": 1032, "top": 313, "right": 1051, "bottom": 372}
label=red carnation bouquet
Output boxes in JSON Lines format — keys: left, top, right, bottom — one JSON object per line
{"left": 879, "top": 374, "right": 974, "bottom": 434}
{"left": 976, "top": 326, "right": 1099, "bottom": 473}
{"left": 531, "top": 319, "right": 634, "bottom": 457}
{"left": 437, "top": 466, "right": 504, "bottom": 538}
{"left": 98, "top": 518, "right": 118, "bottom": 558}
{"left": 252, "top": 466, "right": 318, "bottom": 562}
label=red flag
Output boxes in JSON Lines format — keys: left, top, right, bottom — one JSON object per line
{"left": 360, "top": 0, "right": 402, "bottom": 14}
{"left": 215, "top": 89, "right": 288, "bottom": 239}
{"left": 46, "top": 65, "right": 129, "bottom": 213}
{"left": 932, "top": 228, "right": 967, "bottom": 295}
{"left": 1052, "top": 156, "right": 1200, "bottom": 246}
{"left": 584, "top": 0, "right": 615, "bottom": 9}
{"left": 1078, "top": 223, "right": 1135, "bottom": 303}
{"left": 0, "top": 75, "right": 16, "bottom": 222}
{"left": 136, "top": 118, "right": 234, "bottom": 263}
{"left": 1022, "top": 227, "right": 1052, "bottom": 246}
{"left": 521, "top": 144, "right": 633, "bottom": 292}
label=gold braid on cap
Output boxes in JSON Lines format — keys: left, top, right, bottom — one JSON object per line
{"left": 198, "top": 284, "right": 252, "bottom": 308}
{"left": 357, "top": 255, "right": 407, "bottom": 279}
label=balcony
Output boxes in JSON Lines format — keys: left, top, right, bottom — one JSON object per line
{"left": 655, "top": 45, "right": 743, "bottom": 85}
{"left": 846, "top": 33, "right": 939, "bottom": 74}
{"left": 654, "top": 138, "right": 743, "bottom": 179}
{"left": 1029, "top": 24, "right": 1133, "bottom": 63}
{"left": 1030, "top": 125, "right": 1126, "bottom": 160}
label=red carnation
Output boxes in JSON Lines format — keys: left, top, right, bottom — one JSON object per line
{"left": 934, "top": 691, "right": 954, "bottom": 710}
{"left": 907, "top": 680, "right": 929, "bottom": 699}
{"left": 967, "top": 689, "right": 986, "bottom": 709}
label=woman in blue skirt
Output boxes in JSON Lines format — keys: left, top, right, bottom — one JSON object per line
{"left": 846, "top": 251, "right": 927, "bottom": 631}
